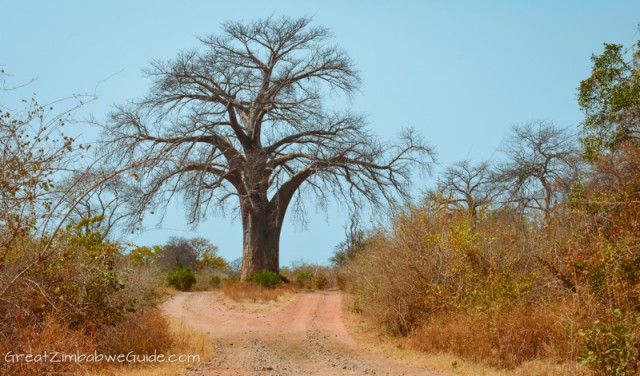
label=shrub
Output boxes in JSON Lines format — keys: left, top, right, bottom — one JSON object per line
{"left": 295, "top": 270, "right": 313, "bottom": 288}
{"left": 167, "top": 267, "right": 197, "bottom": 291}
{"left": 210, "top": 275, "right": 222, "bottom": 288}
{"left": 579, "top": 309, "right": 639, "bottom": 376}
{"left": 224, "top": 276, "right": 239, "bottom": 285}
{"left": 249, "top": 269, "right": 284, "bottom": 289}
{"left": 314, "top": 270, "right": 329, "bottom": 289}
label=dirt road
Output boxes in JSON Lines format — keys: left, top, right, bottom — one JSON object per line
{"left": 162, "top": 290, "right": 447, "bottom": 376}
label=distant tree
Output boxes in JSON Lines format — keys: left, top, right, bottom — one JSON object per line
{"left": 578, "top": 35, "right": 640, "bottom": 159}
{"left": 189, "top": 236, "right": 227, "bottom": 270}
{"left": 331, "top": 215, "right": 367, "bottom": 267}
{"left": 102, "top": 16, "right": 434, "bottom": 279}
{"left": 154, "top": 236, "right": 224, "bottom": 271}
{"left": 495, "top": 121, "right": 582, "bottom": 215}
{"left": 129, "top": 245, "right": 164, "bottom": 265}
{"left": 157, "top": 237, "right": 198, "bottom": 270}
{"left": 228, "top": 257, "right": 243, "bottom": 277}
{"left": 440, "top": 160, "right": 498, "bottom": 218}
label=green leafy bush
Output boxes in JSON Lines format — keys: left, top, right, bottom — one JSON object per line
{"left": 249, "top": 269, "right": 284, "bottom": 289}
{"left": 166, "top": 267, "right": 197, "bottom": 291}
{"left": 209, "top": 275, "right": 221, "bottom": 288}
{"left": 579, "top": 309, "right": 639, "bottom": 376}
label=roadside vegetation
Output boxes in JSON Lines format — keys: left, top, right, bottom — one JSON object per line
{"left": 0, "top": 88, "right": 220, "bottom": 373}
{"left": 337, "top": 34, "right": 640, "bottom": 376}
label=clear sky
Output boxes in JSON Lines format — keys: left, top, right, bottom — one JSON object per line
{"left": 2, "top": 1, "right": 639, "bottom": 265}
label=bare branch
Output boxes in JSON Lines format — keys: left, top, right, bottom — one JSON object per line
{"left": 100, "top": 16, "right": 434, "bottom": 278}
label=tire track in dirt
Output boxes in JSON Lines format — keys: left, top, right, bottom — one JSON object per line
{"left": 162, "top": 290, "right": 447, "bottom": 376}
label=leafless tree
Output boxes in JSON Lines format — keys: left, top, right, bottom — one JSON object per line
{"left": 157, "top": 237, "right": 198, "bottom": 270}
{"left": 331, "top": 214, "right": 367, "bottom": 267}
{"left": 57, "top": 169, "right": 141, "bottom": 240}
{"left": 495, "top": 121, "right": 582, "bottom": 215}
{"left": 101, "top": 16, "right": 434, "bottom": 279}
{"left": 440, "top": 160, "right": 499, "bottom": 218}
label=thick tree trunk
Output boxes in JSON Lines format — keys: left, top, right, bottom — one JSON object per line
{"left": 239, "top": 206, "right": 283, "bottom": 280}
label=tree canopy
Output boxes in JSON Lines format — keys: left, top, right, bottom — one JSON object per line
{"left": 578, "top": 37, "right": 640, "bottom": 159}
{"left": 101, "top": 16, "right": 434, "bottom": 278}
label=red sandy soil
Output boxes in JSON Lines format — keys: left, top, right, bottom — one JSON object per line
{"left": 162, "top": 290, "right": 448, "bottom": 376}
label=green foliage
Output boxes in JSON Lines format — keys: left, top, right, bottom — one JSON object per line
{"left": 190, "top": 237, "right": 227, "bottom": 270}
{"left": 44, "top": 217, "right": 132, "bottom": 326}
{"left": 154, "top": 236, "right": 226, "bottom": 272}
{"left": 295, "top": 270, "right": 313, "bottom": 288}
{"left": 166, "top": 266, "right": 197, "bottom": 291}
{"left": 579, "top": 309, "right": 639, "bottom": 376}
{"left": 209, "top": 275, "right": 221, "bottom": 288}
{"left": 249, "top": 269, "right": 284, "bottom": 289}
{"left": 199, "top": 254, "right": 228, "bottom": 271}
{"left": 287, "top": 262, "right": 333, "bottom": 290}
{"left": 129, "top": 245, "right": 163, "bottom": 265}
{"left": 224, "top": 276, "right": 239, "bottom": 285}
{"left": 578, "top": 35, "right": 640, "bottom": 159}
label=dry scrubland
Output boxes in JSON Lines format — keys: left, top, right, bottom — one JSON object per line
{"left": 7, "top": 151, "right": 639, "bottom": 376}
{"left": 337, "top": 144, "right": 640, "bottom": 375}
{"left": 2, "top": 17, "right": 639, "bottom": 376}
{"left": 0, "top": 230, "right": 214, "bottom": 376}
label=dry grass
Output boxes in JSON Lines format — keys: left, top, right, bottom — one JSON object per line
{"left": 220, "top": 281, "right": 290, "bottom": 302}
{"left": 410, "top": 304, "right": 571, "bottom": 368}
{"left": 0, "top": 315, "right": 99, "bottom": 376}
{"left": 1, "top": 305, "right": 214, "bottom": 376}
{"left": 99, "top": 309, "right": 174, "bottom": 355}
{"left": 343, "top": 295, "right": 592, "bottom": 376}
{"left": 94, "top": 316, "right": 215, "bottom": 376}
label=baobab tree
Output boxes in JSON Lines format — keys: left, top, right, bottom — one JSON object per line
{"left": 102, "top": 16, "right": 434, "bottom": 279}
{"left": 440, "top": 160, "right": 498, "bottom": 218}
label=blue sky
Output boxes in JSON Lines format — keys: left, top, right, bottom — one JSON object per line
{"left": 2, "top": 1, "right": 639, "bottom": 265}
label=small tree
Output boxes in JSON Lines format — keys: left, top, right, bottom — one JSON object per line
{"left": 0, "top": 77, "right": 99, "bottom": 296}
{"left": 189, "top": 236, "right": 227, "bottom": 270}
{"left": 156, "top": 237, "right": 198, "bottom": 270}
{"left": 102, "top": 16, "right": 434, "bottom": 279}
{"left": 331, "top": 215, "right": 367, "bottom": 267}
